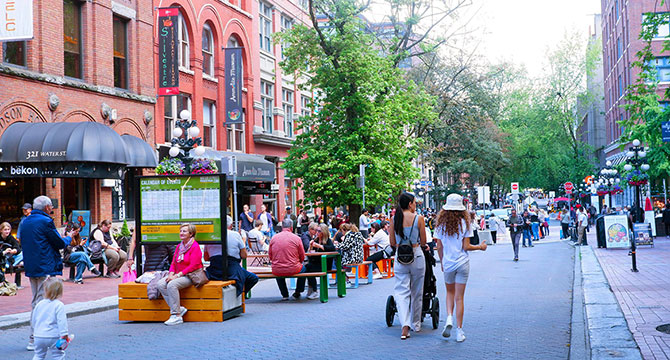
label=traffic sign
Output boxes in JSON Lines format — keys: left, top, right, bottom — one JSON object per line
{"left": 566, "top": 189, "right": 573, "bottom": 195}
{"left": 511, "top": 182, "right": 519, "bottom": 194}
{"left": 565, "top": 182, "right": 574, "bottom": 191}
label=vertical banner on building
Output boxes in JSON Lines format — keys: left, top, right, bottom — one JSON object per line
{"left": 224, "top": 48, "right": 244, "bottom": 124}
{"left": 0, "top": 0, "right": 33, "bottom": 41}
{"left": 157, "top": 7, "right": 179, "bottom": 96}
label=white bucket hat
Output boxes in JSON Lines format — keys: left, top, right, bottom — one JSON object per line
{"left": 443, "top": 193, "right": 466, "bottom": 211}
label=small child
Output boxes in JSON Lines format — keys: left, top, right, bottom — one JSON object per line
{"left": 31, "top": 279, "right": 72, "bottom": 360}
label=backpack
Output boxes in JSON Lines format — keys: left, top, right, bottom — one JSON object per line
{"left": 396, "top": 216, "right": 417, "bottom": 265}
{"left": 88, "top": 228, "right": 104, "bottom": 260}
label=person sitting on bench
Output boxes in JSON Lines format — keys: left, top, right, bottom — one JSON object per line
{"left": 268, "top": 218, "right": 305, "bottom": 301}
{"left": 63, "top": 223, "right": 101, "bottom": 284}
{"left": 1, "top": 222, "right": 22, "bottom": 272}
{"left": 204, "top": 216, "right": 258, "bottom": 296}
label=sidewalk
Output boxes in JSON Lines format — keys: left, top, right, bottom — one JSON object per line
{"left": 590, "top": 231, "right": 670, "bottom": 360}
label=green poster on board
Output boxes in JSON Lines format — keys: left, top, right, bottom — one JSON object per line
{"left": 139, "top": 175, "right": 222, "bottom": 243}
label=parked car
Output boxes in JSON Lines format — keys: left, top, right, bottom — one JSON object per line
{"left": 475, "top": 208, "right": 510, "bottom": 222}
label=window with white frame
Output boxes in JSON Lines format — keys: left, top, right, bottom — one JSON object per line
{"left": 282, "top": 89, "right": 294, "bottom": 138}
{"left": 226, "top": 111, "right": 245, "bottom": 152}
{"left": 164, "top": 94, "right": 192, "bottom": 143}
{"left": 299, "top": 0, "right": 309, "bottom": 10}
{"left": 261, "top": 80, "right": 274, "bottom": 133}
{"left": 202, "top": 25, "right": 214, "bottom": 77}
{"left": 280, "top": 15, "right": 293, "bottom": 59}
{"left": 203, "top": 100, "right": 216, "bottom": 147}
{"left": 178, "top": 12, "right": 190, "bottom": 69}
{"left": 300, "top": 95, "right": 311, "bottom": 118}
{"left": 259, "top": 1, "right": 273, "bottom": 53}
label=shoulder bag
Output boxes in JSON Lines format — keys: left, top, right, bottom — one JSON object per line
{"left": 187, "top": 268, "right": 209, "bottom": 288}
{"left": 396, "top": 216, "right": 417, "bottom": 265}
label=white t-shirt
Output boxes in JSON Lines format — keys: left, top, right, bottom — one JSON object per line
{"left": 359, "top": 214, "right": 371, "bottom": 230}
{"left": 578, "top": 212, "right": 588, "bottom": 227}
{"left": 368, "top": 229, "right": 389, "bottom": 248}
{"left": 259, "top": 212, "right": 269, "bottom": 232}
{"left": 205, "top": 230, "right": 245, "bottom": 259}
{"left": 248, "top": 228, "right": 268, "bottom": 251}
{"left": 435, "top": 219, "right": 474, "bottom": 273}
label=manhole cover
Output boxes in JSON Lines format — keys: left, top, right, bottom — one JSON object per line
{"left": 657, "top": 324, "right": 670, "bottom": 334}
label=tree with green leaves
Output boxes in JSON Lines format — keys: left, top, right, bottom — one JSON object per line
{"left": 276, "top": 0, "right": 437, "bottom": 212}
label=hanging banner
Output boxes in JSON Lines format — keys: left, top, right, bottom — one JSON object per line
{"left": 157, "top": 7, "right": 179, "bottom": 96}
{"left": 224, "top": 48, "right": 243, "bottom": 124}
{"left": 0, "top": 0, "right": 33, "bottom": 41}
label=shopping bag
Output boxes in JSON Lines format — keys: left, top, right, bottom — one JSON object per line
{"left": 122, "top": 270, "right": 137, "bottom": 283}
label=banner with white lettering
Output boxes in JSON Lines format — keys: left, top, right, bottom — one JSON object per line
{"left": 0, "top": 0, "right": 33, "bottom": 41}
{"left": 157, "top": 7, "right": 179, "bottom": 96}
{"left": 224, "top": 48, "right": 243, "bottom": 124}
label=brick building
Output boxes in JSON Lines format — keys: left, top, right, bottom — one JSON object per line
{"left": 154, "top": 0, "right": 313, "bottom": 221}
{"left": 0, "top": 0, "right": 156, "bottom": 229}
{"left": 600, "top": 0, "right": 670, "bottom": 207}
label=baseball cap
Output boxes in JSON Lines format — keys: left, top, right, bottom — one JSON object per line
{"left": 22, "top": 203, "right": 32, "bottom": 210}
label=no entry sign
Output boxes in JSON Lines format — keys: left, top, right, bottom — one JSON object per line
{"left": 511, "top": 182, "right": 519, "bottom": 194}
{"left": 565, "top": 182, "right": 574, "bottom": 191}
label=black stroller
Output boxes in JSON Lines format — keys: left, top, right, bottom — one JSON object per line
{"left": 385, "top": 247, "right": 440, "bottom": 329}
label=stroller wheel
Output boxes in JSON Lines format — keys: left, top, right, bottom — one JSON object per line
{"left": 385, "top": 295, "right": 396, "bottom": 327}
{"left": 431, "top": 297, "right": 440, "bottom": 329}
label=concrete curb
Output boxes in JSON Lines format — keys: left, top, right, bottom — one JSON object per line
{"left": 0, "top": 295, "right": 118, "bottom": 330}
{"left": 579, "top": 245, "right": 642, "bottom": 359}
{"left": 570, "top": 245, "right": 588, "bottom": 359}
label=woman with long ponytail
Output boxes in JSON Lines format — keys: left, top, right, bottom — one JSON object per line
{"left": 389, "top": 192, "right": 427, "bottom": 340}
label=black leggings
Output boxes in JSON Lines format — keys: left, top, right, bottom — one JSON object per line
{"left": 491, "top": 231, "right": 497, "bottom": 244}
{"left": 366, "top": 251, "right": 385, "bottom": 270}
{"left": 561, "top": 224, "right": 569, "bottom": 239}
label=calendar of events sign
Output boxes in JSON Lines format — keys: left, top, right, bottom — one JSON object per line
{"left": 139, "top": 175, "right": 221, "bottom": 243}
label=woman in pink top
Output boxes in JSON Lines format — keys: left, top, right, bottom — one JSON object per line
{"left": 156, "top": 223, "right": 203, "bottom": 326}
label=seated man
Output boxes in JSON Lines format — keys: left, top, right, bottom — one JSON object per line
{"left": 205, "top": 216, "right": 258, "bottom": 296}
{"left": 247, "top": 220, "right": 268, "bottom": 252}
{"left": 268, "top": 218, "right": 305, "bottom": 301}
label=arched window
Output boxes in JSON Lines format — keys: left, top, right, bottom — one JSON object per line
{"left": 178, "top": 12, "right": 190, "bottom": 69}
{"left": 202, "top": 24, "right": 214, "bottom": 77}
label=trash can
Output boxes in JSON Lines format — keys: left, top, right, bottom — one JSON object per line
{"left": 596, "top": 215, "right": 606, "bottom": 248}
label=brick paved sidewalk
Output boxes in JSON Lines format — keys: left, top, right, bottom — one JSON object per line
{"left": 1, "top": 271, "right": 123, "bottom": 317}
{"left": 588, "top": 230, "right": 670, "bottom": 359}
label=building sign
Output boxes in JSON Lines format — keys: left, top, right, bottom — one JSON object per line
{"left": 0, "top": 163, "right": 125, "bottom": 179}
{"left": 139, "top": 175, "right": 222, "bottom": 243}
{"left": 224, "top": 48, "right": 243, "bottom": 124}
{"left": 662, "top": 121, "right": 670, "bottom": 142}
{"left": 0, "top": 103, "right": 46, "bottom": 132}
{"left": 157, "top": 7, "right": 179, "bottom": 96}
{"left": 0, "top": 0, "right": 33, "bottom": 41}
{"left": 239, "top": 162, "right": 273, "bottom": 182}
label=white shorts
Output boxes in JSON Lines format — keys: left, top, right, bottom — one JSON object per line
{"left": 443, "top": 261, "right": 470, "bottom": 284}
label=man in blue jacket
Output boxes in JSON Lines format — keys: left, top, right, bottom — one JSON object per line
{"left": 21, "top": 195, "right": 77, "bottom": 351}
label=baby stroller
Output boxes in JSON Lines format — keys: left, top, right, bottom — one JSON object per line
{"left": 385, "top": 247, "right": 440, "bottom": 329}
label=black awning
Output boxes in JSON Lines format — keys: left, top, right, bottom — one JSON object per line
{"left": 121, "top": 134, "right": 158, "bottom": 168}
{"left": 0, "top": 122, "right": 132, "bottom": 179}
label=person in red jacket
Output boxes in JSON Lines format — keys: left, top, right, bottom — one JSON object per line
{"left": 268, "top": 218, "right": 305, "bottom": 301}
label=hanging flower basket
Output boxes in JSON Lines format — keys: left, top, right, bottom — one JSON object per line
{"left": 596, "top": 184, "right": 609, "bottom": 196}
{"left": 579, "top": 193, "right": 588, "bottom": 198}
{"left": 609, "top": 185, "right": 623, "bottom": 195}
{"left": 155, "top": 157, "right": 185, "bottom": 175}
{"left": 596, "top": 191, "right": 609, "bottom": 196}
{"left": 624, "top": 170, "right": 649, "bottom": 186}
{"left": 190, "top": 158, "right": 219, "bottom": 174}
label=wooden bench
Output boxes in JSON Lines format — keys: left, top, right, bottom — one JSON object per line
{"left": 118, "top": 280, "right": 243, "bottom": 322}
{"left": 66, "top": 258, "right": 105, "bottom": 280}
{"left": 254, "top": 272, "right": 329, "bottom": 303}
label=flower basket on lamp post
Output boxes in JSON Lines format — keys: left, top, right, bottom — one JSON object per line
{"left": 190, "top": 158, "right": 219, "bottom": 174}
{"left": 155, "top": 157, "right": 185, "bottom": 175}
{"left": 625, "top": 170, "right": 649, "bottom": 186}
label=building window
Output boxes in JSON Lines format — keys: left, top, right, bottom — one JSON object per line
{"left": 301, "top": 95, "right": 311, "bottom": 118}
{"left": 280, "top": 15, "right": 293, "bottom": 59}
{"left": 179, "top": 12, "right": 190, "bottom": 69}
{"left": 2, "top": 41, "right": 26, "bottom": 66}
{"left": 226, "top": 118, "right": 245, "bottom": 152}
{"left": 113, "top": 16, "right": 128, "bottom": 89}
{"left": 617, "top": 37, "right": 621, "bottom": 59}
{"left": 299, "top": 0, "right": 309, "bottom": 10}
{"left": 282, "top": 89, "right": 294, "bottom": 138}
{"left": 618, "top": 75, "right": 622, "bottom": 97}
{"left": 164, "top": 95, "right": 191, "bottom": 143}
{"left": 203, "top": 100, "right": 216, "bottom": 147}
{"left": 261, "top": 80, "right": 274, "bottom": 133}
{"left": 615, "top": 0, "right": 619, "bottom": 20}
{"left": 647, "top": 57, "right": 670, "bottom": 82}
{"left": 63, "top": 0, "right": 82, "bottom": 78}
{"left": 202, "top": 25, "right": 214, "bottom": 77}
{"left": 227, "top": 36, "right": 244, "bottom": 80}
{"left": 259, "top": 1, "right": 273, "bottom": 53}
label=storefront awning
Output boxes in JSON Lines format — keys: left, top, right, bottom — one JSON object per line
{"left": 188, "top": 148, "right": 276, "bottom": 182}
{"left": 121, "top": 134, "right": 158, "bottom": 168}
{"left": 0, "top": 122, "right": 152, "bottom": 179}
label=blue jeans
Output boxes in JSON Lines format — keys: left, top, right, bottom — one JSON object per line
{"left": 531, "top": 223, "right": 540, "bottom": 240}
{"left": 522, "top": 229, "right": 533, "bottom": 247}
{"left": 68, "top": 251, "right": 94, "bottom": 281}
{"left": 10, "top": 252, "right": 23, "bottom": 266}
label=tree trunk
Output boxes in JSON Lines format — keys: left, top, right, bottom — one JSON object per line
{"left": 349, "top": 203, "right": 362, "bottom": 231}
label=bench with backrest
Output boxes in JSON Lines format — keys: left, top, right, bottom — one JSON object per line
{"left": 5, "top": 264, "right": 24, "bottom": 287}
{"left": 65, "top": 257, "right": 106, "bottom": 280}
{"left": 118, "top": 280, "right": 243, "bottom": 322}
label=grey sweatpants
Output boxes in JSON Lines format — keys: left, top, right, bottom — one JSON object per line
{"left": 156, "top": 276, "right": 193, "bottom": 315}
{"left": 33, "top": 337, "right": 65, "bottom": 360}
{"left": 29, "top": 276, "right": 49, "bottom": 339}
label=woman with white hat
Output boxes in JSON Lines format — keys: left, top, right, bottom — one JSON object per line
{"left": 434, "top": 193, "right": 487, "bottom": 342}
{"left": 389, "top": 192, "right": 427, "bottom": 340}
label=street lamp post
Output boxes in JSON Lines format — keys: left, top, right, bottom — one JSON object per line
{"left": 169, "top": 110, "right": 204, "bottom": 173}
{"left": 623, "top": 139, "right": 649, "bottom": 273}
{"left": 599, "top": 160, "right": 620, "bottom": 211}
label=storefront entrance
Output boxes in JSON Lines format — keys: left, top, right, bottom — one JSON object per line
{"left": 0, "top": 178, "right": 42, "bottom": 229}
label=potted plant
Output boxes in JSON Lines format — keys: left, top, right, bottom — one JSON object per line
{"left": 155, "top": 157, "right": 185, "bottom": 175}
{"left": 625, "top": 170, "right": 649, "bottom": 186}
{"left": 190, "top": 158, "right": 218, "bottom": 174}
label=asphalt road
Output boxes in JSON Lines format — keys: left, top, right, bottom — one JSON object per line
{"left": 1, "top": 240, "right": 575, "bottom": 360}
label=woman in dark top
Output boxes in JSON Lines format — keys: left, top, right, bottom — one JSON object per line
{"left": 63, "top": 223, "right": 101, "bottom": 283}
{"left": 298, "top": 223, "right": 336, "bottom": 300}
{"left": 0, "top": 222, "right": 22, "bottom": 271}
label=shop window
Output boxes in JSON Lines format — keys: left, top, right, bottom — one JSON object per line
{"left": 2, "top": 41, "right": 26, "bottom": 66}
{"left": 203, "top": 100, "right": 216, "bottom": 147}
{"left": 63, "top": 0, "right": 82, "bottom": 78}
{"left": 164, "top": 94, "right": 192, "bottom": 142}
{"left": 113, "top": 16, "right": 128, "bottom": 89}
{"left": 202, "top": 24, "right": 214, "bottom": 77}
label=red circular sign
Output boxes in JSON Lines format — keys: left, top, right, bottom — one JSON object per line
{"left": 565, "top": 182, "right": 574, "bottom": 191}
{"left": 511, "top": 183, "right": 519, "bottom": 190}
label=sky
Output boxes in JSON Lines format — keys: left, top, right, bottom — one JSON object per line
{"left": 471, "top": 0, "right": 603, "bottom": 76}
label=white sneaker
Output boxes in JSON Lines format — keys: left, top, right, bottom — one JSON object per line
{"left": 307, "top": 291, "right": 319, "bottom": 300}
{"left": 373, "top": 273, "right": 383, "bottom": 280}
{"left": 26, "top": 340, "right": 35, "bottom": 351}
{"left": 456, "top": 328, "right": 466, "bottom": 342}
{"left": 179, "top": 306, "right": 188, "bottom": 317}
{"left": 164, "top": 315, "right": 183, "bottom": 326}
{"left": 442, "top": 315, "right": 453, "bottom": 338}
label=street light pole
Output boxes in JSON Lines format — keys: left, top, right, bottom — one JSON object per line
{"left": 624, "top": 139, "right": 649, "bottom": 273}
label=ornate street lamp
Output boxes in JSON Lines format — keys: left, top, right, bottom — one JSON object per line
{"left": 623, "top": 139, "right": 649, "bottom": 272}
{"left": 169, "top": 110, "right": 205, "bottom": 173}
{"left": 598, "top": 160, "right": 621, "bottom": 211}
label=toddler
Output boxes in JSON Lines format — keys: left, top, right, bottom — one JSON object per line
{"left": 31, "top": 279, "right": 72, "bottom": 360}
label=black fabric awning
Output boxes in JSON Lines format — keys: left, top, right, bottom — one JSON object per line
{"left": 0, "top": 122, "right": 153, "bottom": 179}
{"left": 121, "top": 134, "right": 157, "bottom": 168}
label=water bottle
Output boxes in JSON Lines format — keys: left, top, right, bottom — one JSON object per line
{"left": 55, "top": 334, "right": 74, "bottom": 350}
